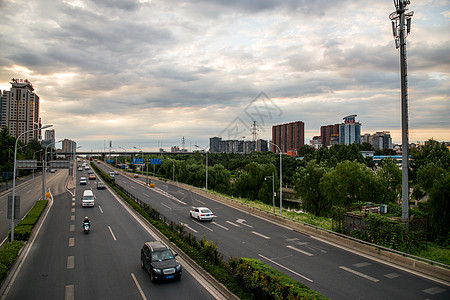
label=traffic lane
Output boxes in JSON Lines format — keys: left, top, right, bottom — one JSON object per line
{"left": 4, "top": 190, "right": 74, "bottom": 299}
{"left": 74, "top": 173, "right": 216, "bottom": 300}
{"left": 0, "top": 173, "right": 54, "bottom": 243}
{"left": 144, "top": 179, "right": 450, "bottom": 299}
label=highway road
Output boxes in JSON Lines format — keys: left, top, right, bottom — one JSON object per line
{"left": 98, "top": 162, "right": 449, "bottom": 300}
{"left": 1, "top": 163, "right": 222, "bottom": 300}
{"left": 0, "top": 171, "right": 67, "bottom": 245}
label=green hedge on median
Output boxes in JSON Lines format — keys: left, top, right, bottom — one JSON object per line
{"left": 0, "top": 240, "right": 25, "bottom": 283}
{"left": 10, "top": 200, "right": 48, "bottom": 242}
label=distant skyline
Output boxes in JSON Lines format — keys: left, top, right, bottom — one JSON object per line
{"left": 1, "top": 0, "right": 449, "bottom": 151}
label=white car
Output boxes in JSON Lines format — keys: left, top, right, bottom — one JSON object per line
{"left": 80, "top": 177, "right": 87, "bottom": 185}
{"left": 189, "top": 207, "right": 214, "bottom": 221}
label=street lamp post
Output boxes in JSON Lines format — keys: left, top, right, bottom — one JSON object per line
{"left": 11, "top": 124, "right": 52, "bottom": 241}
{"left": 195, "top": 145, "right": 208, "bottom": 190}
{"left": 167, "top": 157, "right": 176, "bottom": 182}
{"left": 265, "top": 173, "right": 275, "bottom": 213}
{"left": 43, "top": 140, "right": 62, "bottom": 201}
{"left": 134, "top": 147, "right": 144, "bottom": 178}
{"left": 269, "top": 141, "right": 283, "bottom": 216}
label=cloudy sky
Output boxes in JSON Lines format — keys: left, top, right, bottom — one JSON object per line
{"left": 1, "top": 0, "right": 449, "bottom": 151}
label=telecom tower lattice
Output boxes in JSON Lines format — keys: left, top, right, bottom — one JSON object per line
{"left": 182, "top": 136, "right": 186, "bottom": 150}
{"left": 251, "top": 121, "right": 259, "bottom": 141}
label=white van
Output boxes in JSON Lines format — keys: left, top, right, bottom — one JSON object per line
{"left": 81, "top": 190, "right": 95, "bottom": 207}
{"left": 109, "top": 172, "right": 115, "bottom": 178}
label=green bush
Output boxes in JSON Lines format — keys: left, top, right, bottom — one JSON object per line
{"left": 12, "top": 200, "right": 48, "bottom": 241}
{"left": 0, "top": 240, "right": 24, "bottom": 283}
{"left": 230, "top": 258, "right": 328, "bottom": 299}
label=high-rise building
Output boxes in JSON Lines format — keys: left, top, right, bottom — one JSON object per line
{"left": 210, "top": 137, "right": 221, "bottom": 153}
{"left": 1, "top": 79, "right": 41, "bottom": 143}
{"left": 43, "top": 129, "right": 56, "bottom": 149}
{"left": 339, "top": 115, "right": 362, "bottom": 145}
{"left": 62, "top": 139, "right": 77, "bottom": 154}
{"left": 363, "top": 131, "right": 392, "bottom": 149}
{"left": 271, "top": 121, "right": 305, "bottom": 153}
{"left": 320, "top": 124, "right": 340, "bottom": 147}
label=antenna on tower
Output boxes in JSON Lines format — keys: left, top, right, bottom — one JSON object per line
{"left": 182, "top": 136, "right": 186, "bottom": 150}
{"left": 250, "top": 121, "right": 259, "bottom": 141}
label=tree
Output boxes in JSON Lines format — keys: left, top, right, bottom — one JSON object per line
{"left": 320, "top": 160, "right": 378, "bottom": 207}
{"left": 235, "top": 162, "right": 277, "bottom": 203}
{"left": 293, "top": 160, "right": 331, "bottom": 216}
{"left": 207, "top": 164, "right": 231, "bottom": 194}
{"left": 427, "top": 172, "right": 450, "bottom": 245}
{"left": 376, "top": 158, "right": 402, "bottom": 204}
{"left": 410, "top": 139, "right": 450, "bottom": 184}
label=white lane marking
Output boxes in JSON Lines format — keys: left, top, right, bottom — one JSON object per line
{"left": 153, "top": 187, "right": 186, "bottom": 205}
{"left": 212, "top": 222, "right": 229, "bottom": 231}
{"left": 72, "top": 202, "right": 75, "bottom": 206}
{"left": 99, "top": 206, "right": 104, "bottom": 213}
{"left": 108, "top": 226, "right": 117, "bottom": 241}
{"left": 143, "top": 192, "right": 150, "bottom": 197}
{"left": 72, "top": 198, "right": 75, "bottom": 201}
{"left": 131, "top": 186, "right": 136, "bottom": 189}
{"left": 236, "top": 219, "right": 253, "bottom": 228}
{"left": 67, "top": 256, "right": 74, "bottom": 269}
{"left": 195, "top": 221, "right": 213, "bottom": 232}
{"left": 65, "top": 284, "right": 74, "bottom": 300}
{"left": 287, "top": 245, "right": 314, "bottom": 257}
{"left": 252, "top": 231, "right": 271, "bottom": 239}
{"left": 161, "top": 203, "right": 172, "bottom": 209}
{"left": 225, "top": 221, "right": 241, "bottom": 228}
{"left": 26, "top": 189, "right": 31, "bottom": 194}
{"left": 71, "top": 208, "right": 75, "bottom": 213}
{"left": 384, "top": 273, "right": 401, "bottom": 279}
{"left": 131, "top": 273, "right": 147, "bottom": 300}
{"left": 196, "top": 200, "right": 205, "bottom": 205}
{"left": 70, "top": 225, "right": 75, "bottom": 232}
{"left": 181, "top": 222, "right": 198, "bottom": 233}
{"left": 259, "top": 254, "right": 313, "bottom": 282}
{"left": 354, "top": 262, "right": 371, "bottom": 268}
{"left": 339, "top": 266, "right": 379, "bottom": 282}
{"left": 423, "top": 286, "right": 446, "bottom": 295}
{"left": 70, "top": 215, "right": 75, "bottom": 221}
{"left": 69, "top": 238, "right": 75, "bottom": 247}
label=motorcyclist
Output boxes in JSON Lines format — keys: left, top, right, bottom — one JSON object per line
{"left": 83, "top": 216, "right": 91, "bottom": 227}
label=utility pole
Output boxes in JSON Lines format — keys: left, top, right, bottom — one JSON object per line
{"left": 389, "top": 0, "right": 413, "bottom": 222}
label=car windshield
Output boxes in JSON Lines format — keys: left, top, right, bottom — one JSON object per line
{"left": 200, "top": 209, "right": 211, "bottom": 214}
{"left": 84, "top": 196, "right": 94, "bottom": 200}
{"left": 152, "top": 249, "right": 174, "bottom": 261}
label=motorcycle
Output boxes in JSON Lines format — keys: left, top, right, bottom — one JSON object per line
{"left": 83, "top": 221, "right": 91, "bottom": 234}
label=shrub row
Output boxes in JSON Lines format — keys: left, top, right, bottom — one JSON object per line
{"left": 10, "top": 200, "right": 48, "bottom": 242}
{"left": 1, "top": 200, "right": 47, "bottom": 284}
{"left": 0, "top": 241, "right": 24, "bottom": 283}
{"left": 92, "top": 161, "right": 328, "bottom": 299}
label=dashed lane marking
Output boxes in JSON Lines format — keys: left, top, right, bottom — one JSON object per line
{"left": 131, "top": 273, "right": 147, "bottom": 300}
{"left": 212, "top": 222, "right": 229, "bottom": 231}
{"left": 339, "top": 266, "right": 379, "bottom": 282}
{"left": 99, "top": 206, "right": 103, "bottom": 213}
{"left": 252, "top": 231, "right": 271, "bottom": 239}
{"left": 68, "top": 238, "right": 74, "bottom": 247}
{"left": 287, "top": 245, "right": 314, "bottom": 257}
{"left": 225, "top": 221, "right": 241, "bottom": 228}
{"left": 161, "top": 203, "right": 172, "bottom": 209}
{"left": 259, "top": 254, "right": 313, "bottom": 282}
{"left": 108, "top": 226, "right": 117, "bottom": 241}
{"left": 65, "top": 285, "right": 74, "bottom": 300}
{"left": 70, "top": 215, "right": 75, "bottom": 221}
{"left": 67, "top": 256, "right": 74, "bottom": 269}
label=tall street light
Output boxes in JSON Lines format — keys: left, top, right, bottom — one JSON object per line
{"left": 265, "top": 173, "right": 275, "bottom": 213}
{"left": 43, "top": 140, "right": 62, "bottom": 201}
{"left": 268, "top": 141, "right": 283, "bottom": 216}
{"left": 390, "top": 0, "right": 413, "bottom": 222}
{"left": 195, "top": 145, "right": 208, "bottom": 190}
{"left": 11, "top": 124, "right": 53, "bottom": 241}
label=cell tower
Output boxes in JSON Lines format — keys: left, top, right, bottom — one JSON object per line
{"left": 181, "top": 136, "right": 186, "bottom": 150}
{"left": 250, "top": 121, "right": 259, "bottom": 141}
{"left": 389, "top": 0, "right": 413, "bottom": 222}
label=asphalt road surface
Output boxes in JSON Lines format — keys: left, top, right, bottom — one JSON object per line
{"left": 1, "top": 165, "right": 219, "bottom": 300}
{"left": 98, "top": 162, "right": 449, "bottom": 300}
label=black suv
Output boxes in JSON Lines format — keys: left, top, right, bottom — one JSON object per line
{"left": 141, "top": 241, "right": 182, "bottom": 282}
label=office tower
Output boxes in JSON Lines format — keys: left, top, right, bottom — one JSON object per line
{"left": 339, "top": 115, "right": 362, "bottom": 145}
{"left": 1, "top": 79, "right": 41, "bottom": 143}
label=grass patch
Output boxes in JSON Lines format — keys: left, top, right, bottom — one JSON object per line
{"left": 413, "top": 243, "right": 450, "bottom": 266}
